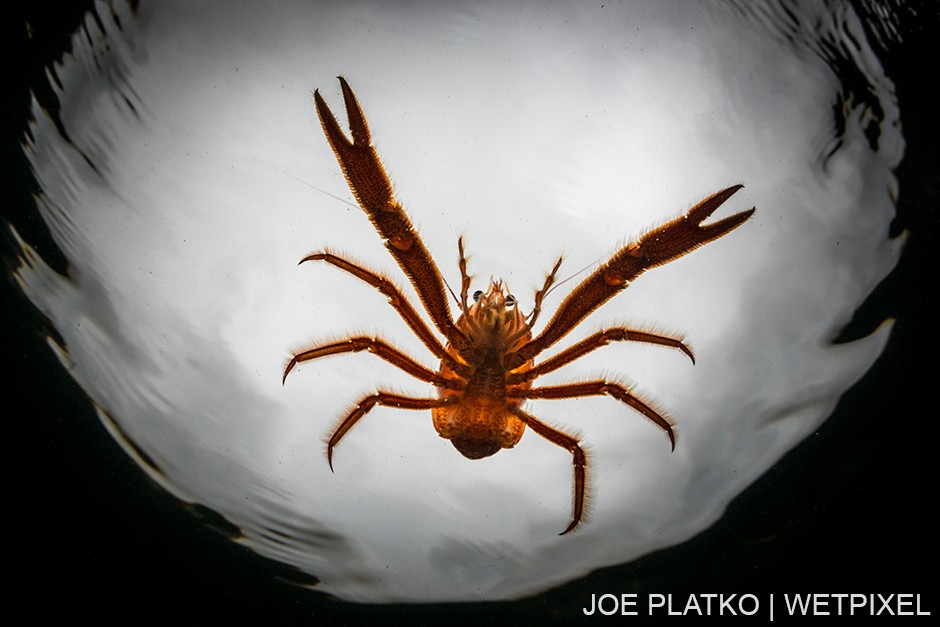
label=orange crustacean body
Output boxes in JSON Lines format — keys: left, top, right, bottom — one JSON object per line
{"left": 283, "top": 77, "right": 754, "bottom": 534}
{"left": 432, "top": 281, "right": 533, "bottom": 460}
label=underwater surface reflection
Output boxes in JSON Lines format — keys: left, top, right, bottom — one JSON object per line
{"left": 6, "top": 0, "right": 933, "bottom": 613}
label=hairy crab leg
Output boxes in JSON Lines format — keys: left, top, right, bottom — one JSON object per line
{"left": 509, "top": 406, "right": 587, "bottom": 535}
{"left": 314, "top": 77, "right": 469, "bottom": 353}
{"left": 507, "top": 327, "right": 693, "bottom": 384}
{"left": 327, "top": 393, "right": 456, "bottom": 471}
{"left": 508, "top": 185, "right": 754, "bottom": 367}
{"left": 515, "top": 381, "right": 676, "bottom": 449}
{"left": 299, "top": 251, "right": 471, "bottom": 376}
{"left": 283, "top": 337, "right": 465, "bottom": 389}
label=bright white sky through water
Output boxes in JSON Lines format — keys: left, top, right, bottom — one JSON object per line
{"left": 14, "top": 0, "right": 904, "bottom": 602}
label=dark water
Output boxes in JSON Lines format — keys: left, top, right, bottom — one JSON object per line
{"left": 4, "top": 0, "right": 935, "bottom": 620}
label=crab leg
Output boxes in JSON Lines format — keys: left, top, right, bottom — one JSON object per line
{"left": 327, "top": 393, "right": 455, "bottom": 471}
{"left": 283, "top": 336, "right": 464, "bottom": 389}
{"left": 507, "top": 327, "right": 693, "bottom": 384}
{"left": 509, "top": 406, "right": 587, "bottom": 535}
{"left": 314, "top": 77, "right": 469, "bottom": 353}
{"left": 298, "top": 251, "right": 471, "bottom": 377}
{"left": 509, "top": 186, "right": 754, "bottom": 366}
{"left": 517, "top": 380, "right": 676, "bottom": 449}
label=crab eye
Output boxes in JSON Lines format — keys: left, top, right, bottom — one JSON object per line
{"left": 505, "top": 295, "right": 516, "bottom": 308}
{"left": 473, "top": 290, "right": 483, "bottom": 302}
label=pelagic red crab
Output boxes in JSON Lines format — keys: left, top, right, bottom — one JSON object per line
{"left": 284, "top": 78, "right": 754, "bottom": 534}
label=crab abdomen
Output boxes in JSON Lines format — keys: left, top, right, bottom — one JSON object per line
{"left": 432, "top": 394, "right": 526, "bottom": 459}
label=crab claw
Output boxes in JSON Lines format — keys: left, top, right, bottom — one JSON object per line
{"left": 633, "top": 184, "right": 755, "bottom": 270}
{"left": 517, "top": 185, "right": 754, "bottom": 361}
